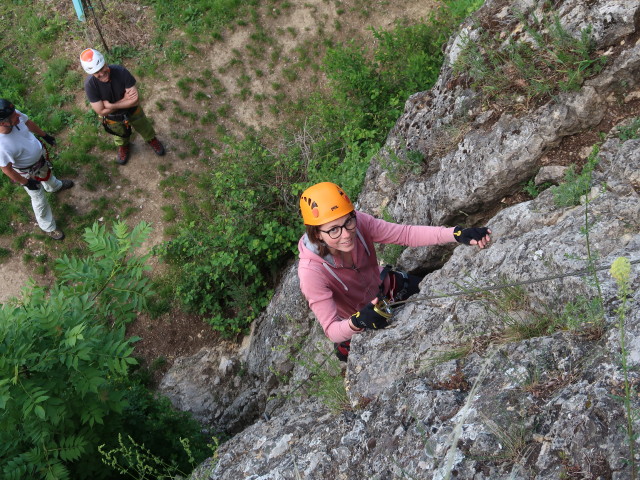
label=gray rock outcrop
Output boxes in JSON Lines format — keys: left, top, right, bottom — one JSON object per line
{"left": 159, "top": 0, "right": 640, "bottom": 478}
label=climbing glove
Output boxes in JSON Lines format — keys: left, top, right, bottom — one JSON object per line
{"left": 42, "top": 134, "right": 56, "bottom": 146}
{"left": 453, "top": 226, "right": 490, "bottom": 245}
{"left": 350, "top": 303, "right": 390, "bottom": 330}
{"left": 24, "top": 178, "right": 41, "bottom": 190}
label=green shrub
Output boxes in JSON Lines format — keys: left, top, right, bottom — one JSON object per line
{"left": 99, "top": 382, "right": 212, "bottom": 478}
{"left": 0, "top": 222, "right": 151, "bottom": 479}
{"left": 156, "top": 136, "right": 301, "bottom": 336}
{"left": 324, "top": 0, "right": 480, "bottom": 133}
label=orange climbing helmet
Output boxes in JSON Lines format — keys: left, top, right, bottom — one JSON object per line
{"left": 300, "top": 182, "right": 354, "bottom": 226}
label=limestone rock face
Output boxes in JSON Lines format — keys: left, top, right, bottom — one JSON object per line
{"left": 160, "top": 263, "right": 329, "bottom": 433}
{"left": 159, "top": 0, "right": 640, "bottom": 478}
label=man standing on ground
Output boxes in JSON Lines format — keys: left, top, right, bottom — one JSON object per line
{"left": 0, "top": 99, "right": 74, "bottom": 240}
{"left": 80, "top": 48, "right": 165, "bottom": 165}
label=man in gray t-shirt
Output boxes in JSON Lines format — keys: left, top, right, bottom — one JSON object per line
{"left": 0, "top": 99, "right": 74, "bottom": 240}
{"left": 81, "top": 48, "right": 165, "bottom": 165}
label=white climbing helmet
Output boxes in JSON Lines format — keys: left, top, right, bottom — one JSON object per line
{"left": 80, "top": 48, "right": 105, "bottom": 74}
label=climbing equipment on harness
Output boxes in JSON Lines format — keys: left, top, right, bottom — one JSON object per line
{"left": 14, "top": 141, "right": 53, "bottom": 182}
{"left": 101, "top": 114, "right": 132, "bottom": 138}
{"left": 0, "top": 99, "right": 15, "bottom": 121}
{"left": 373, "top": 265, "right": 400, "bottom": 319}
{"left": 300, "top": 182, "right": 354, "bottom": 226}
{"left": 373, "top": 297, "right": 393, "bottom": 319}
{"left": 80, "top": 48, "right": 105, "bottom": 74}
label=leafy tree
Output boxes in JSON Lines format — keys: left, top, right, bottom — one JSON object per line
{"left": 0, "top": 222, "right": 152, "bottom": 479}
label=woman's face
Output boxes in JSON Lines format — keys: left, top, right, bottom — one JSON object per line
{"left": 318, "top": 213, "right": 357, "bottom": 253}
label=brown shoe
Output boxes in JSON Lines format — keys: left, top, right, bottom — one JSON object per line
{"left": 48, "top": 229, "right": 65, "bottom": 240}
{"left": 147, "top": 137, "right": 165, "bottom": 156}
{"left": 57, "top": 179, "right": 74, "bottom": 191}
{"left": 117, "top": 145, "right": 130, "bottom": 165}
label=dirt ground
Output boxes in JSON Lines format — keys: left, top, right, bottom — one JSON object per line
{"left": 0, "top": 0, "right": 439, "bottom": 380}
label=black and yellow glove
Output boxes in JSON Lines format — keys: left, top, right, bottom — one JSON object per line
{"left": 453, "top": 226, "right": 490, "bottom": 245}
{"left": 350, "top": 303, "right": 390, "bottom": 330}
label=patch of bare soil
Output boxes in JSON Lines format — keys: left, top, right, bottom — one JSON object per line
{"left": 0, "top": 0, "right": 439, "bottom": 374}
{"left": 126, "top": 310, "right": 222, "bottom": 385}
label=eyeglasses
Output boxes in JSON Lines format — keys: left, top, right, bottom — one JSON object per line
{"left": 319, "top": 214, "right": 357, "bottom": 239}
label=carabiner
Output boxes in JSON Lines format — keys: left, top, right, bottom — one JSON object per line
{"left": 373, "top": 297, "right": 393, "bottom": 319}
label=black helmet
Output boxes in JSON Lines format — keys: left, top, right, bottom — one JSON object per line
{"left": 0, "top": 99, "right": 16, "bottom": 121}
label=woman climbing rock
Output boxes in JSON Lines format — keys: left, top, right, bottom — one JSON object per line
{"left": 297, "top": 182, "right": 491, "bottom": 360}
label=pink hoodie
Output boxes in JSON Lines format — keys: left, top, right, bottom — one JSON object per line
{"left": 298, "top": 211, "right": 456, "bottom": 342}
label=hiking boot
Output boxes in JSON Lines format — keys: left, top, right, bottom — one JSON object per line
{"left": 47, "top": 229, "right": 65, "bottom": 241}
{"left": 147, "top": 137, "right": 165, "bottom": 156}
{"left": 116, "top": 145, "right": 130, "bottom": 165}
{"left": 56, "top": 179, "right": 74, "bottom": 192}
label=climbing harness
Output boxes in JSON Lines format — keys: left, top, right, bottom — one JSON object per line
{"left": 374, "top": 265, "right": 417, "bottom": 318}
{"left": 101, "top": 113, "right": 132, "bottom": 138}
{"left": 14, "top": 140, "right": 53, "bottom": 181}
{"left": 101, "top": 106, "right": 140, "bottom": 138}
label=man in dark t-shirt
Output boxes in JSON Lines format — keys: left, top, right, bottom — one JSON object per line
{"left": 81, "top": 48, "right": 165, "bottom": 165}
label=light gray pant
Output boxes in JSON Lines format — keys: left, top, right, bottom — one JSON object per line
{"left": 23, "top": 175, "right": 62, "bottom": 232}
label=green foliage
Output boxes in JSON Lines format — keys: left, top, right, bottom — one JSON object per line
{"left": 99, "top": 434, "right": 216, "bottom": 480}
{"left": 156, "top": 135, "right": 301, "bottom": 336}
{"left": 453, "top": 11, "right": 607, "bottom": 107}
{"left": 379, "top": 146, "right": 425, "bottom": 184}
{"left": 99, "top": 382, "right": 213, "bottom": 477}
{"left": 616, "top": 117, "right": 640, "bottom": 141}
{"left": 0, "top": 176, "right": 30, "bottom": 234}
{"left": 609, "top": 257, "right": 637, "bottom": 479}
{"left": 0, "top": 222, "right": 152, "bottom": 479}
{"left": 457, "top": 275, "right": 604, "bottom": 344}
{"left": 323, "top": 8, "right": 458, "bottom": 133}
{"left": 522, "top": 178, "right": 552, "bottom": 198}
{"left": 553, "top": 145, "right": 600, "bottom": 207}
{"left": 378, "top": 208, "right": 406, "bottom": 264}
{"left": 56, "top": 222, "right": 154, "bottom": 328}
{"left": 146, "top": 0, "right": 246, "bottom": 37}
